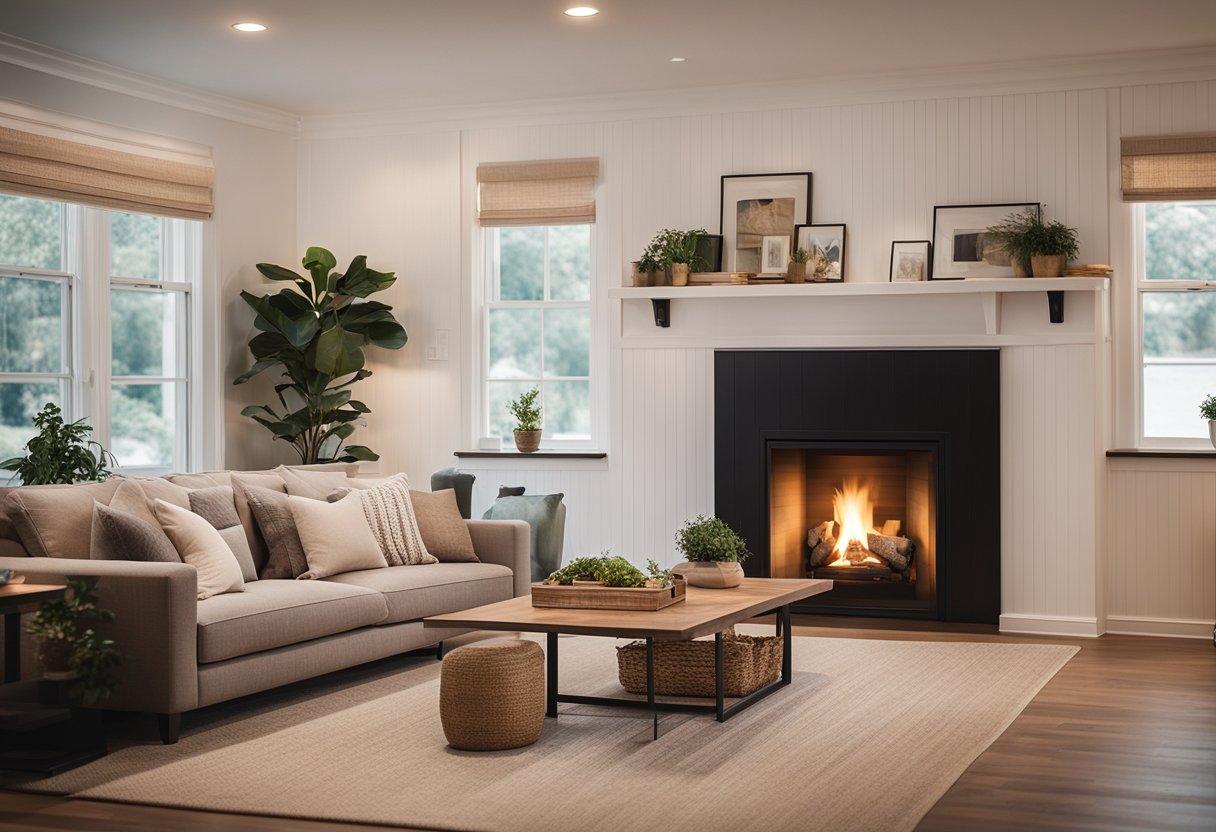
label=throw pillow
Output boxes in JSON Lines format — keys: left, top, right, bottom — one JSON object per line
{"left": 410, "top": 489, "right": 479, "bottom": 563}
{"left": 90, "top": 502, "right": 181, "bottom": 563}
{"left": 153, "top": 499, "right": 245, "bottom": 600}
{"left": 229, "top": 471, "right": 290, "bottom": 574}
{"left": 498, "top": 485, "right": 526, "bottom": 497}
{"left": 327, "top": 474, "right": 437, "bottom": 566}
{"left": 483, "top": 493, "right": 566, "bottom": 583}
{"left": 3, "top": 480, "right": 121, "bottom": 559}
{"left": 188, "top": 486, "right": 258, "bottom": 582}
{"left": 243, "top": 484, "right": 311, "bottom": 580}
{"left": 277, "top": 466, "right": 353, "bottom": 499}
{"left": 289, "top": 491, "right": 387, "bottom": 580}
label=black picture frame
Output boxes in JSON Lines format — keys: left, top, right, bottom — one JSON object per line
{"left": 794, "top": 222, "right": 846, "bottom": 282}
{"left": 930, "top": 202, "right": 1040, "bottom": 280}
{"left": 694, "top": 233, "right": 723, "bottom": 272}
{"left": 719, "top": 172, "right": 813, "bottom": 273}
{"left": 889, "top": 240, "right": 932, "bottom": 282}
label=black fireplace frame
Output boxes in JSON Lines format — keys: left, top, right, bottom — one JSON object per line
{"left": 714, "top": 349, "right": 1000, "bottom": 624}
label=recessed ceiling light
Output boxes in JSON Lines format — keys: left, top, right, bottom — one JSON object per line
{"left": 564, "top": 6, "right": 599, "bottom": 17}
{"left": 670, "top": 57, "right": 687, "bottom": 62}
{"left": 232, "top": 22, "right": 267, "bottom": 33}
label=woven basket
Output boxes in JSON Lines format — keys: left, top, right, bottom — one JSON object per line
{"left": 616, "top": 629, "right": 783, "bottom": 698}
{"left": 440, "top": 639, "right": 545, "bottom": 751}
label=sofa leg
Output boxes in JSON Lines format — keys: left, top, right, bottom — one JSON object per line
{"left": 436, "top": 641, "right": 445, "bottom": 661}
{"left": 157, "top": 713, "right": 181, "bottom": 745}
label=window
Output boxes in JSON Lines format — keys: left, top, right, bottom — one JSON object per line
{"left": 483, "top": 225, "right": 594, "bottom": 447}
{"left": 0, "top": 194, "right": 200, "bottom": 474}
{"left": 1137, "top": 201, "right": 1216, "bottom": 443}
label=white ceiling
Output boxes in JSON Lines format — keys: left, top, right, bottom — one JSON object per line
{"left": 2, "top": 0, "right": 1216, "bottom": 117}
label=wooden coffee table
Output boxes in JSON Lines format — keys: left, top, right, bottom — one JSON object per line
{"left": 425, "top": 577, "right": 832, "bottom": 738}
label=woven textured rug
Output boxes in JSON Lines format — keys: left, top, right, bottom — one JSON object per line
{"left": 19, "top": 630, "right": 1076, "bottom": 832}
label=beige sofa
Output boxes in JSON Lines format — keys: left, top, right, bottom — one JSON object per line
{"left": 0, "top": 467, "right": 530, "bottom": 744}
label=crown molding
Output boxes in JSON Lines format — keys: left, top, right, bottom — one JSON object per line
{"left": 0, "top": 32, "right": 300, "bottom": 135}
{"left": 302, "top": 45, "right": 1216, "bottom": 140}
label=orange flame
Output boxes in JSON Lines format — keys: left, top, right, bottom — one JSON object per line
{"left": 828, "top": 478, "right": 882, "bottom": 567}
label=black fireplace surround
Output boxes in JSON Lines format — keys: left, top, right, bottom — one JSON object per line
{"left": 715, "top": 350, "right": 1000, "bottom": 624}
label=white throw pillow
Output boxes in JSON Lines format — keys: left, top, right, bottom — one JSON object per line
{"left": 290, "top": 491, "right": 388, "bottom": 579}
{"left": 328, "top": 474, "right": 437, "bottom": 567}
{"left": 153, "top": 499, "right": 246, "bottom": 600}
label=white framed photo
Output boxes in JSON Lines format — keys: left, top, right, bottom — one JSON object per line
{"left": 889, "top": 240, "right": 932, "bottom": 282}
{"left": 719, "top": 172, "right": 813, "bottom": 273}
{"left": 759, "top": 235, "right": 791, "bottom": 275}
{"left": 931, "top": 203, "right": 1039, "bottom": 279}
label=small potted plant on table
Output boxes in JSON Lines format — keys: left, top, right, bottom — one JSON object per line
{"left": 672, "top": 514, "right": 751, "bottom": 588}
{"left": 787, "top": 248, "right": 810, "bottom": 283}
{"left": 509, "top": 387, "right": 542, "bottom": 453}
{"left": 1201, "top": 394, "right": 1216, "bottom": 449}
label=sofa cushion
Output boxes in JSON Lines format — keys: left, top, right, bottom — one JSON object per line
{"left": 291, "top": 491, "right": 387, "bottom": 580}
{"left": 189, "top": 486, "right": 258, "bottom": 582}
{"left": 230, "top": 472, "right": 288, "bottom": 574}
{"left": 155, "top": 499, "right": 246, "bottom": 601}
{"left": 324, "top": 562, "right": 513, "bottom": 624}
{"left": 411, "top": 489, "right": 479, "bottom": 563}
{"left": 3, "top": 479, "right": 121, "bottom": 559}
{"left": 328, "top": 475, "right": 436, "bottom": 567}
{"left": 90, "top": 502, "right": 181, "bottom": 563}
{"left": 196, "top": 579, "right": 388, "bottom": 663}
{"left": 243, "top": 484, "right": 309, "bottom": 580}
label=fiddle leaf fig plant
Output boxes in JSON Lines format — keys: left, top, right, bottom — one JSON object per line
{"left": 235, "top": 246, "right": 408, "bottom": 464}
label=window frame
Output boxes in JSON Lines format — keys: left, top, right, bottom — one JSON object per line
{"left": 1131, "top": 202, "right": 1216, "bottom": 449}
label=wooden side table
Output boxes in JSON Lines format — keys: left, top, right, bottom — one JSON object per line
{"left": 1, "top": 583, "right": 67, "bottom": 683}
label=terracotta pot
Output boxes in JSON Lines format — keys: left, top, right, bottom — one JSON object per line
{"left": 513, "top": 430, "right": 541, "bottom": 454}
{"left": 671, "top": 263, "right": 690, "bottom": 287}
{"left": 1031, "top": 254, "right": 1065, "bottom": 278}
{"left": 630, "top": 262, "right": 649, "bottom": 287}
{"left": 36, "top": 639, "right": 77, "bottom": 680}
{"left": 1012, "top": 256, "right": 1030, "bottom": 278}
{"left": 649, "top": 268, "right": 669, "bottom": 287}
{"left": 672, "top": 561, "right": 745, "bottom": 589}
{"left": 785, "top": 261, "right": 807, "bottom": 283}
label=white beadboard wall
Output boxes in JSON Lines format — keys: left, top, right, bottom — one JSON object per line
{"left": 297, "top": 75, "right": 1216, "bottom": 635}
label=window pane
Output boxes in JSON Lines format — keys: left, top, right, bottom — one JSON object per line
{"left": 0, "top": 276, "right": 65, "bottom": 373}
{"left": 1143, "top": 292, "right": 1216, "bottom": 438}
{"left": 0, "top": 381, "right": 64, "bottom": 469}
{"left": 543, "top": 308, "right": 590, "bottom": 378}
{"left": 111, "top": 288, "right": 182, "bottom": 376}
{"left": 110, "top": 212, "right": 161, "bottom": 279}
{"left": 0, "top": 195, "right": 62, "bottom": 270}
{"left": 1145, "top": 202, "right": 1216, "bottom": 281}
{"left": 548, "top": 224, "right": 591, "bottom": 301}
{"left": 545, "top": 380, "right": 591, "bottom": 440}
{"left": 498, "top": 227, "right": 544, "bottom": 300}
{"left": 111, "top": 382, "right": 178, "bottom": 468}
{"left": 487, "top": 380, "right": 535, "bottom": 443}
{"left": 488, "top": 308, "right": 540, "bottom": 378}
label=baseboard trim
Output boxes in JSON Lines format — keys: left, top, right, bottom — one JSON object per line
{"left": 999, "top": 614, "right": 1102, "bottom": 638}
{"left": 1104, "top": 615, "right": 1215, "bottom": 640}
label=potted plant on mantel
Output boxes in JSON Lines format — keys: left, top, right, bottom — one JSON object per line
{"left": 0, "top": 403, "right": 115, "bottom": 485}
{"left": 661, "top": 228, "right": 710, "bottom": 287}
{"left": 787, "top": 247, "right": 810, "bottom": 283}
{"left": 1201, "top": 394, "right": 1216, "bottom": 449}
{"left": 509, "top": 387, "right": 542, "bottom": 453}
{"left": 671, "top": 514, "right": 751, "bottom": 588}
{"left": 986, "top": 209, "right": 1080, "bottom": 278}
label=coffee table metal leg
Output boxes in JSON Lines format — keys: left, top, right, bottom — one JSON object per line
{"left": 546, "top": 632, "right": 558, "bottom": 718}
{"left": 780, "top": 604, "right": 792, "bottom": 681}
{"left": 646, "top": 636, "right": 657, "bottom": 740}
{"left": 715, "top": 631, "right": 725, "bottom": 722}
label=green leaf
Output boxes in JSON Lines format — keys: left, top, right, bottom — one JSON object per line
{"left": 234, "top": 359, "right": 279, "bottom": 384}
{"left": 240, "top": 404, "right": 281, "bottom": 419}
{"left": 303, "top": 247, "right": 337, "bottom": 296}
{"left": 338, "top": 265, "right": 396, "bottom": 298}
{"left": 360, "top": 319, "right": 408, "bottom": 349}
{"left": 313, "top": 325, "right": 365, "bottom": 377}
{"left": 339, "top": 445, "right": 379, "bottom": 462}
{"left": 256, "top": 263, "right": 307, "bottom": 283}
{"left": 347, "top": 399, "right": 371, "bottom": 413}
{"left": 245, "top": 291, "right": 321, "bottom": 348}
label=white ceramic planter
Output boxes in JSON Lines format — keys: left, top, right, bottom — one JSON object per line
{"left": 672, "top": 561, "right": 745, "bottom": 589}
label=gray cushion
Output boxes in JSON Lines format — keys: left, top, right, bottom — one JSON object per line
{"left": 429, "top": 468, "right": 475, "bottom": 519}
{"left": 324, "top": 562, "right": 513, "bottom": 624}
{"left": 244, "top": 485, "right": 310, "bottom": 580}
{"left": 90, "top": 502, "right": 181, "bottom": 563}
{"left": 195, "top": 579, "right": 388, "bottom": 663}
{"left": 483, "top": 494, "right": 566, "bottom": 582}
{"left": 498, "top": 485, "right": 526, "bottom": 497}
{"left": 189, "top": 486, "right": 258, "bottom": 582}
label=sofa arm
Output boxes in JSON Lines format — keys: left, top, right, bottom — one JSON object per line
{"left": 465, "top": 520, "right": 531, "bottom": 596}
{"left": 0, "top": 557, "right": 199, "bottom": 714}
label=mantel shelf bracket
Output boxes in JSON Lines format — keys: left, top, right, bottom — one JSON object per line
{"left": 1047, "top": 290, "right": 1065, "bottom": 324}
{"left": 651, "top": 298, "right": 671, "bottom": 327}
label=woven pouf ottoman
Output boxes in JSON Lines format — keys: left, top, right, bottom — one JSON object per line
{"left": 440, "top": 639, "right": 545, "bottom": 751}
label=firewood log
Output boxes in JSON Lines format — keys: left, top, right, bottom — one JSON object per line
{"left": 866, "top": 533, "right": 915, "bottom": 571}
{"left": 809, "top": 537, "right": 837, "bottom": 567}
{"left": 806, "top": 520, "right": 835, "bottom": 550}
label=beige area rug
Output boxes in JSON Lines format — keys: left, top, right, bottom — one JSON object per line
{"left": 20, "top": 630, "right": 1076, "bottom": 832}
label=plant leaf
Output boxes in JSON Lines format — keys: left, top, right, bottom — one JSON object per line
{"left": 339, "top": 445, "right": 379, "bottom": 462}
{"left": 313, "top": 325, "right": 365, "bottom": 377}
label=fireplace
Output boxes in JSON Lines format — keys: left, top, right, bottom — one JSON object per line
{"left": 715, "top": 350, "right": 1000, "bottom": 623}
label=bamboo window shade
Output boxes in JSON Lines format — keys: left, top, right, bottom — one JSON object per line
{"left": 476, "top": 157, "right": 600, "bottom": 226}
{"left": 1120, "top": 133, "right": 1216, "bottom": 202}
{"left": 0, "top": 124, "right": 214, "bottom": 219}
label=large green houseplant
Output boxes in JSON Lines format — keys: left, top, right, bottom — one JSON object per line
{"left": 0, "top": 403, "right": 115, "bottom": 485}
{"left": 235, "top": 247, "right": 407, "bottom": 464}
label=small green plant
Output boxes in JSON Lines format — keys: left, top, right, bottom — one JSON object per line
{"left": 675, "top": 515, "right": 751, "bottom": 563}
{"left": 26, "top": 578, "right": 121, "bottom": 706}
{"left": 645, "top": 558, "right": 674, "bottom": 586}
{"left": 0, "top": 403, "right": 115, "bottom": 485}
{"left": 790, "top": 247, "right": 811, "bottom": 264}
{"left": 641, "top": 229, "right": 710, "bottom": 270}
{"left": 1200, "top": 394, "right": 1216, "bottom": 421}
{"left": 595, "top": 556, "right": 648, "bottom": 587}
{"left": 509, "top": 387, "right": 542, "bottom": 432}
{"left": 986, "top": 209, "right": 1079, "bottom": 264}
{"left": 1035, "top": 220, "right": 1080, "bottom": 259}
{"left": 545, "top": 553, "right": 663, "bottom": 588}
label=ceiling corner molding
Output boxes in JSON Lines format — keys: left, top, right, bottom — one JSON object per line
{"left": 300, "top": 45, "right": 1216, "bottom": 140}
{"left": 0, "top": 32, "right": 300, "bottom": 135}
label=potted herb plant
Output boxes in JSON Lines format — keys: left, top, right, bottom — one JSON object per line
{"left": 986, "top": 210, "right": 1080, "bottom": 278}
{"left": 633, "top": 247, "right": 663, "bottom": 287}
{"left": 671, "top": 514, "right": 751, "bottom": 588}
{"left": 1201, "top": 394, "right": 1216, "bottom": 449}
{"left": 0, "top": 403, "right": 115, "bottom": 485}
{"left": 787, "top": 247, "right": 810, "bottom": 283}
{"left": 985, "top": 208, "right": 1038, "bottom": 277}
{"left": 662, "top": 228, "right": 710, "bottom": 287}
{"left": 509, "top": 387, "right": 542, "bottom": 453}
{"left": 1029, "top": 220, "right": 1080, "bottom": 277}
{"left": 26, "top": 578, "right": 121, "bottom": 705}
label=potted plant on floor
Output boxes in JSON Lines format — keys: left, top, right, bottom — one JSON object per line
{"left": 509, "top": 387, "right": 542, "bottom": 453}
{"left": 787, "top": 247, "right": 810, "bottom": 283}
{"left": 672, "top": 514, "right": 751, "bottom": 588}
{"left": 1201, "top": 394, "right": 1216, "bottom": 449}
{"left": 26, "top": 578, "right": 121, "bottom": 703}
{"left": 0, "top": 403, "right": 115, "bottom": 485}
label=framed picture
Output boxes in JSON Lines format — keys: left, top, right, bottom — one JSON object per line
{"left": 889, "top": 240, "right": 932, "bottom": 282}
{"left": 759, "top": 235, "right": 791, "bottom": 275}
{"left": 794, "top": 223, "right": 846, "bottom": 282}
{"left": 720, "top": 172, "right": 813, "bottom": 273}
{"left": 931, "top": 202, "right": 1040, "bottom": 279}
{"left": 694, "top": 233, "right": 723, "bottom": 272}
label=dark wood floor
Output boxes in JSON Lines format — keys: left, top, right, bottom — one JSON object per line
{"left": 1, "top": 617, "right": 1213, "bottom": 832}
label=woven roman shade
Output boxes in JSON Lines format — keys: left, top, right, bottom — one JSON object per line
{"left": 1121, "top": 133, "right": 1216, "bottom": 202}
{"left": 477, "top": 157, "right": 600, "bottom": 226}
{"left": 0, "top": 120, "right": 214, "bottom": 220}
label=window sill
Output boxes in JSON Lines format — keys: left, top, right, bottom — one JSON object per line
{"left": 454, "top": 450, "right": 607, "bottom": 459}
{"left": 1106, "top": 448, "right": 1216, "bottom": 459}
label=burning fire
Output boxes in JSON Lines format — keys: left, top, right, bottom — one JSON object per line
{"left": 829, "top": 478, "right": 883, "bottom": 567}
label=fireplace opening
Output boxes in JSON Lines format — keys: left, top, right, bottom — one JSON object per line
{"left": 768, "top": 443, "right": 940, "bottom": 616}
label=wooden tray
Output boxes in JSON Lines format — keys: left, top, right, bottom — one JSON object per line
{"left": 530, "top": 579, "right": 686, "bottom": 611}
